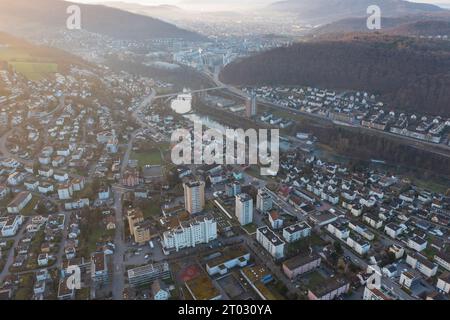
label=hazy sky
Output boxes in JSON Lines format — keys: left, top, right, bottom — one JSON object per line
{"left": 71, "top": 0, "right": 275, "bottom": 11}
{"left": 71, "top": 0, "right": 450, "bottom": 11}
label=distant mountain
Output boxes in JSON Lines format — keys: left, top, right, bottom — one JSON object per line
{"left": 220, "top": 34, "right": 450, "bottom": 116}
{"left": 389, "top": 19, "right": 450, "bottom": 36}
{"left": 101, "top": 2, "right": 184, "bottom": 14}
{"left": 0, "top": 0, "right": 205, "bottom": 41}
{"left": 269, "top": 0, "right": 445, "bottom": 24}
{"left": 100, "top": 2, "right": 191, "bottom": 21}
{"left": 311, "top": 12, "right": 450, "bottom": 36}
{"left": 311, "top": 16, "right": 413, "bottom": 35}
{"left": 101, "top": 1, "right": 246, "bottom": 22}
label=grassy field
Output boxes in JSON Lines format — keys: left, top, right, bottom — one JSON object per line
{"left": 131, "top": 149, "right": 162, "bottom": 166}
{"left": 241, "top": 223, "right": 258, "bottom": 235}
{"left": 10, "top": 61, "right": 58, "bottom": 81}
{"left": 0, "top": 48, "right": 30, "bottom": 60}
{"left": 0, "top": 47, "right": 58, "bottom": 80}
{"left": 411, "top": 177, "right": 449, "bottom": 194}
{"left": 21, "top": 196, "right": 39, "bottom": 216}
{"left": 139, "top": 198, "right": 162, "bottom": 219}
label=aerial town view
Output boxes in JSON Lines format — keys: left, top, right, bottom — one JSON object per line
{"left": 0, "top": 0, "right": 450, "bottom": 308}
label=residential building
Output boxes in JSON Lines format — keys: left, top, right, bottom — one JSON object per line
{"left": 57, "top": 278, "right": 75, "bottom": 300}
{"left": 0, "top": 184, "right": 10, "bottom": 199}
{"left": 268, "top": 210, "right": 283, "bottom": 229}
{"left": 151, "top": 280, "right": 170, "bottom": 300}
{"left": 133, "top": 220, "right": 153, "bottom": 245}
{"left": 91, "top": 252, "right": 109, "bottom": 285}
{"left": 235, "top": 193, "right": 253, "bottom": 226}
{"left": 7, "top": 191, "right": 32, "bottom": 214}
{"left": 363, "top": 286, "right": 395, "bottom": 300}
{"left": 183, "top": 180, "right": 205, "bottom": 214}
{"left": 399, "top": 271, "right": 421, "bottom": 289}
{"left": 283, "top": 222, "right": 312, "bottom": 243}
{"left": 245, "top": 92, "right": 257, "bottom": 118}
{"left": 7, "top": 172, "right": 26, "bottom": 186}
{"left": 127, "top": 262, "right": 171, "bottom": 288}
{"left": 346, "top": 234, "right": 371, "bottom": 255}
{"left": 127, "top": 208, "right": 144, "bottom": 238}
{"left": 406, "top": 252, "right": 438, "bottom": 278}
{"left": 408, "top": 236, "right": 428, "bottom": 252}
{"left": 389, "top": 244, "right": 405, "bottom": 260}
{"left": 282, "top": 252, "right": 321, "bottom": 279}
{"left": 434, "top": 252, "right": 450, "bottom": 271}
{"left": 382, "top": 264, "right": 398, "bottom": 278}
{"left": 363, "top": 212, "right": 383, "bottom": 229}
{"left": 307, "top": 278, "right": 350, "bottom": 300}
{"left": 98, "top": 186, "right": 111, "bottom": 200}
{"left": 225, "top": 181, "right": 241, "bottom": 197}
{"left": 256, "top": 226, "right": 285, "bottom": 259}
{"left": 436, "top": 272, "right": 450, "bottom": 294}
{"left": 256, "top": 189, "right": 272, "bottom": 213}
{"left": 1, "top": 215, "right": 23, "bottom": 237}
{"left": 163, "top": 215, "right": 217, "bottom": 252}
{"left": 384, "top": 223, "right": 405, "bottom": 239}
{"left": 348, "top": 221, "right": 375, "bottom": 241}
{"left": 327, "top": 221, "right": 350, "bottom": 240}
{"left": 37, "top": 253, "right": 49, "bottom": 267}
{"left": 58, "top": 183, "right": 73, "bottom": 200}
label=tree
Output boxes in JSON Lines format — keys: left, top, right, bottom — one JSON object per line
{"left": 337, "top": 257, "right": 347, "bottom": 272}
{"left": 91, "top": 177, "right": 101, "bottom": 194}
{"left": 386, "top": 251, "right": 397, "bottom": 264}
{"left": 33, "top": 162, "right": 41, "bottom": 175}
{"left": 334, "top": 241, "right": 344, "bottom": 255}
{"left": 36, "top": 202, "right": 48, "bottom": 215}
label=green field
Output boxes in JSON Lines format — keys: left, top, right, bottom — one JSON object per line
{"left": 10, "top": 61, "right": 58, "bottom": 80}
{"left": 131, "top": 149, "right": 162, "bottom": 166}
{"left": 0, "top": 48, "right": 31, "bottom": 60}
{"left": 0, "top": 48, "right": 58, "bottom": 80}
{"left": 21, "top": 196, "right": 39, "bottom": 216}
{"left": 241, "top": 223, "right": 258, "bottom": 235}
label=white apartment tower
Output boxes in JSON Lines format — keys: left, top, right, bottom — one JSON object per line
{"left": 183, "top": 180, "right": 205, "bottom": 214}
{"left": 256, "top": 189, "right": 273, "bottom": 213}
{"left": 162, "top": 215, "right": 217, "bottom": 252}
{"left": 235, "top": 193, "right": 253, "bottom": 226}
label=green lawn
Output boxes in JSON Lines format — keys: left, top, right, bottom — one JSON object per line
{"left": 0, "top": 48, "right": 31, "bottom": 60}
{"left": 0, "top": 48, "right": 58, "bottom": 80}
{"left": 140, "top": 199, "right": 162, "bottom": 219}
{"left": 0, "top": 194, "right": 13, "bottom": 209}
{"left": 86, "top": 228, "right": 115, "bottom": 254}
{"left": 304, "top": 271, "right": 326, "bottom": 289}
{"left": 422, "top": 245, "right": 438, "bottom": 261}
{"left": 21, "top": 196, "right": 39, "bottom": 216}
{"left": 241, "top": 223, "right": 258, "bottom": 235}
{"left": 131, "top": 149, "right": 162, "bottom": 166}
{"left": 411, "top": 178, "right": 449, "bottom": 194}
{"left": 75, "top": 183, "right": 95, "bottom": 200}
{"left": 10, "top": 61, "right": 58, "bottom": 80}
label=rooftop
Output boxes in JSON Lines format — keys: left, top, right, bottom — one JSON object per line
{"left": 185, "top": 273, "right": 221, "bottom": 300}
{"left": 283, "top": 252, "right": 320, "bottom": 270}
{"left": 283, "top": 222, "right": 311, "bottom": 235}
{"left": 258, "top": 226, "right": 284, "bottom": 246}
{"left": 205, "top": 245, "right": 250, "bottom": 269}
